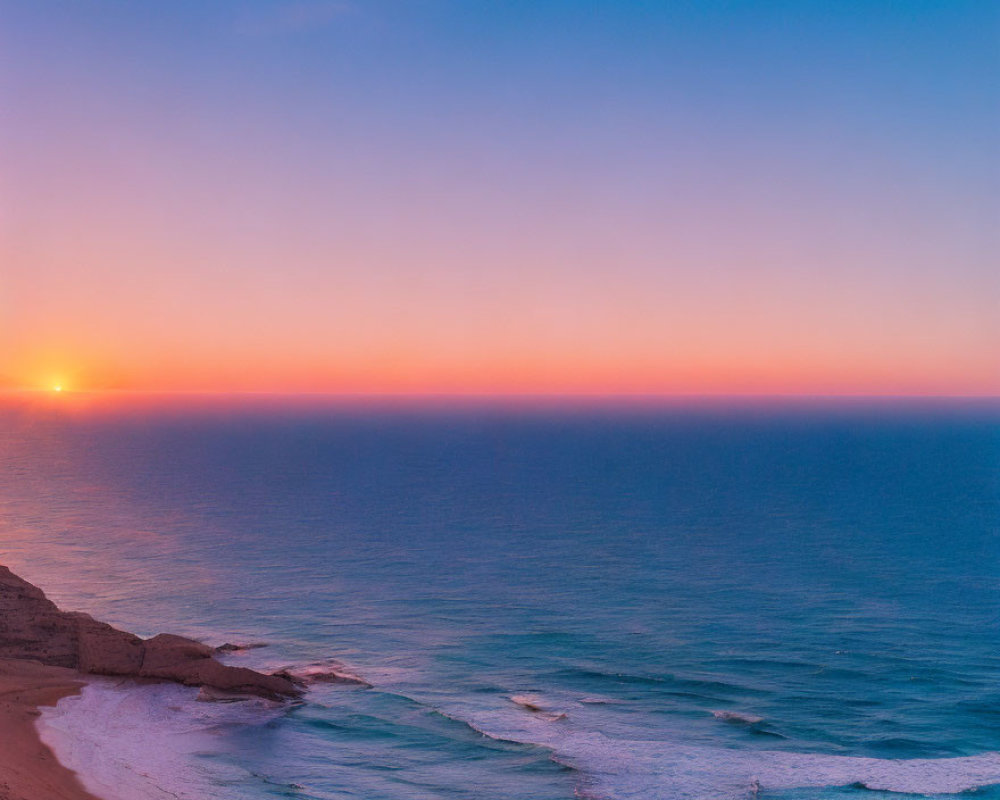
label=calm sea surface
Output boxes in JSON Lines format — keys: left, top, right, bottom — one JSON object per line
{"left": 2, "top": 398, "right": 998, "bottom": 799}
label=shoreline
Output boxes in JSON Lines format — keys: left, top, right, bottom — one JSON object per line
{"left": 0, "top": 658, "right": 101, "bottom": 800}
{"left": 0, "top": 564, "right": 302, "bottom": 800}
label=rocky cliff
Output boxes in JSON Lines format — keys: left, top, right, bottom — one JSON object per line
{"left": 0, "top": 566, "right": 299, "bottom": 700}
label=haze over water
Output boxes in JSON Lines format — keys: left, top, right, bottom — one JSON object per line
{"left": 3, "top": 397, "right": 998, "bottom": 799}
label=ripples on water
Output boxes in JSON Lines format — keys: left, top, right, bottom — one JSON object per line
{"left": 4, "top": 397, "right": 999, "bottom": 799}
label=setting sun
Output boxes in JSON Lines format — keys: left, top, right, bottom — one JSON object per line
{"left": 0, "top": 3, "right": 996, "bottom": 800}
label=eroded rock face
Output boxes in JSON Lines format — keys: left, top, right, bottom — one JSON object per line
{"left": 72, "top": 612, "right": 146, "bottom": 675}
{"left": 0, "top": 566, "right": 79, "bottom": 667}
{"left": 141, "top": 632, "right": 215, "bottom": 673}
{"left": 0, "top": 566, "right": 299, "bottom": 700}
{"left": 149, "top": 657, "right": 299, "bottom": 698}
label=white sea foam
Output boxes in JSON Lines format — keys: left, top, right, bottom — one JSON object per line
{"left": 712, "top": 709, "right": 765, "bottom": 725}
{"left": 568, "top": 735, "right": 1000, "bottom": 799}
{"left": 279, "top": 659, "right": 371, "bottom": 686}
{"left": 38, "top": 679, "right": 1000, "bottom": 800}
{"left": 37, "top": 679, "right": 284, "bottom": 800}
{"left": 457, "top": 695, "right": 1000, "bottom": 800}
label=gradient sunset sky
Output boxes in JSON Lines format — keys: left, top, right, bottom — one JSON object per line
{"left": 1, "top": 1, "right": 997, "bottom": 395}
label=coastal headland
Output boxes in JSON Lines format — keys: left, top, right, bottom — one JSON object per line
{"left": 0, "top": 564, "right": 300, "bottom": 800}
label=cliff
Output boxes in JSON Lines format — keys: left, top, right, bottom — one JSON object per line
{"left": 0, "top": 566, "right": 299, "bottom": 700}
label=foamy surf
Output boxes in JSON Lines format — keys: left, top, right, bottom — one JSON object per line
{"left": 276, "top": 659, "right": 372, "bottom": 687}
{"left": 567, "top": 736, "right": 1000, "bottom": 799}
{"left": 37, "top": 672, "right": 1000, "bottom": 800}
{"left": 712, "top": 709, "right": 765, "bottom": 725}
{"left": 452, "top": 696, "right": 1000, "bottom": 800}
{"left": 37, "top": 679, "right": 288, "bottom": 800}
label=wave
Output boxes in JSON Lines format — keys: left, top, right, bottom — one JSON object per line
{"left": 37, "top": 679, "right": 289, "bottom": 800}
{"left": 274, "top": 659, "right": 372, "bottom": 688}
{"left": 560, "top": 736, "right": 1000, "bottom": 799}
{"left": 339, "top": 675, "right": 1000, "bottom": 799}
{"left": 449, "top": 698, "right": 1000, "bottom": 800}
{"left": 713, "top": 710, "right": 765, "bottom": 725}
{"left": 38, "top": 672, "right": 1000, "bottom": 800}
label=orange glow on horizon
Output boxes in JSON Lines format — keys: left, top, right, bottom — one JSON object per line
{"left": 3, "top": 2, "right": 996, "bottom": 404}
{"left": 7, "top": 352, "right": 999, "bottom": 399}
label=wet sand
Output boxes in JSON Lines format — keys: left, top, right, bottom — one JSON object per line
{"left": 0, "top": 659, "right": 100, "bottom": 800}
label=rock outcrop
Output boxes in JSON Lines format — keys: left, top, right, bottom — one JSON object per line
{"left": 215, "top": 641, "right": 269, "bottom": 653}
{"left": 0, "top": 566, "right": 299, "bottom": 700}
{"left": 273, "top": 660, "right": 372, "bottom": 688}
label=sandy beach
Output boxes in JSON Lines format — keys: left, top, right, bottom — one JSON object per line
{"left": 0, "top": 659, "right": 99, "bottom": 800}
{"left": 0, "top": 564, "right": 302, "bottom": 800}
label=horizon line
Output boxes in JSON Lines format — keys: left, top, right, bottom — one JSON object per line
{"left": 4, "top": 388, "right": 999, "bottom": 401}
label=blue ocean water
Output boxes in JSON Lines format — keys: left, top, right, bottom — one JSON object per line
{"left": 2, "top": 398, "right": 999, "bottom": 799}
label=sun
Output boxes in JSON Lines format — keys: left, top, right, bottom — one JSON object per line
{"left": 52, "top": 384, "right": 63, "bottom": 393}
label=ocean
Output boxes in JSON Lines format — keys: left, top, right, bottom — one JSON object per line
{"left": 1, "top": 397, "right": 998, "bottom": 800}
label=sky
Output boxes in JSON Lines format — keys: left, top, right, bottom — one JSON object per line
{"left": 1, "top": 0, "right": 997, "bottom": 395}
